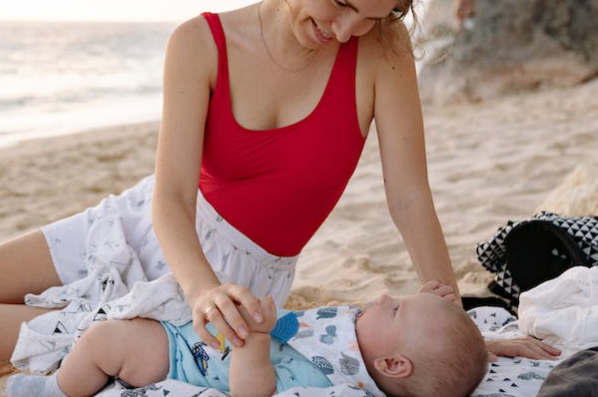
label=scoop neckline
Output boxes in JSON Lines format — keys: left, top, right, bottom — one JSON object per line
{"left": 216, "top": 15, "right": 346, "bottom": 133}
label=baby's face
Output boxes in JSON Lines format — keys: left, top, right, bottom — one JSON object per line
{"left": 356, "top": 293, "right": 447, "bottom": 357}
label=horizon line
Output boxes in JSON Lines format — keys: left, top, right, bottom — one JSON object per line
{"left": 0, "top": 17, "right": 191, "bottom": 24}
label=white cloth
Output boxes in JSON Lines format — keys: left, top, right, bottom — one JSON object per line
{"left": 519, "top": 266, "right": 598, "bottom": 357}
{"left": 467, "top": 306, "right": 562, "bottom": 397}
{"left": 288, "top": 307, "right": 385, "bottom": 397}
{"left": 89, "top": 306, "right": 558, "bottom": 397}
{"left": 12, "top": 174, "right": 298, "bottom": 375}
{"left": 42, "top": 174, "right": 298, "bottom": 299}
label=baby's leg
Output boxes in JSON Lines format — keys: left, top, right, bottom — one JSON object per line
{"left": 9, "top": 318, "right": 169, "bottom": 397}
{"left": 59, "top": 318, "right": 170, "bottom": 396}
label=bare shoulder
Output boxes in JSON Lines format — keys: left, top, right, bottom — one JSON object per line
{"left": 169, "top": 15, "right": 216, "bottom": 57}
{"left": 165, "top": 15, "right": 218, "bottom": 86}
{"left": 359, "top": 21, "right": 416, "bottom": 83}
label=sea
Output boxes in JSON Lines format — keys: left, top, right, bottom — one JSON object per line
{"left": 0, "top": 21, "right": 176, "bottom": 148}
{"left": 0, "top": 19, "right": 433, "bottom": 149}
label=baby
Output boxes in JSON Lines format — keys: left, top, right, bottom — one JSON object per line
{"left": 8, "top": 281, "right": 488, "bottom": 397}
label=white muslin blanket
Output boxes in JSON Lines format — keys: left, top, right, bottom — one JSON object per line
{"left": 8, "top": 212, "right": 379, "bottom": 397}
{"left": 519, "top": 266, "right": 598, "bottom": 357}
{"left": 10, "top": 213, "right": 193, "bottom": 375}
{"left": 10, "top": 210, "right": 567, "bottom": 397}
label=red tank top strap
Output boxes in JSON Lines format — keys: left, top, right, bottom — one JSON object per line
{"left": 201, "top": 12, "right": 225, "bottom": 48}
{"left": 317, "top": 36, "right": 359, "bottom": 129}
{"left": 201, "top": 12, "right": 229, "bottom": 93}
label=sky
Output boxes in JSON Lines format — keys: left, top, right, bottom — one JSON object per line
{"left": 0, "top": 0, "right": 259, "bottom": 22}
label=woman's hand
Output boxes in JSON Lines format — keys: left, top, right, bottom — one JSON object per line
{"left": 485, "top": 338, "right": 562, "bottom": 362}
{"left": 418, "top": 280, "right": 458, "bottom": 303}
{"left": 238, "top": 295, "right": 278, "bottom": 335}
{"left": 190, "top": 282, "right": 264, "bottom": 349}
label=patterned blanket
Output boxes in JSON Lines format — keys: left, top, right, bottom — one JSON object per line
{"left": 85, "top": 306, "right": 560, "bottom": 397}
{"left": 10, "top": 214, "right": 562, "bottom": 397}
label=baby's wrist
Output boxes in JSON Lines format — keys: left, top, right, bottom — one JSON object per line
{"left": 249, "top": 329, "right": 272, "bottom": 338}
{"left": 233, "top": 330, "right": 271, "bottom": 349}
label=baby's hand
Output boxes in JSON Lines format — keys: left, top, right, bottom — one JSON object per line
{"left": 485, "top": 338, "right": 561, "bottom": 361}
{"left": 238, "top": 295, "right": 277, "bottom": 335}
{"left": 418, "top": 280, "right": 457, "bottom": 303}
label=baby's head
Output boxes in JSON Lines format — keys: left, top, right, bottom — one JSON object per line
{"left": 356, "top": 292, "right": 488, "bottom": 397}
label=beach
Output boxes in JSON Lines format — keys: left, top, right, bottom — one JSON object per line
{"left": 1, "top": 77, "right": 597, "bottom": 393}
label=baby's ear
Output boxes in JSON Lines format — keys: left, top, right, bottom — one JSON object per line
{"left": 373, "top": 354, "right": 413, "bottom": 379}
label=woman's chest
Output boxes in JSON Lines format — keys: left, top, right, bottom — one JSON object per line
{"left": 223, "top": 40, "right": 375, "bottom": 139}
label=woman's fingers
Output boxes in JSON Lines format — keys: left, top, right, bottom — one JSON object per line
{"left": 193, "top": 299, "right": 245, "bottom": 348}
{"left": 215, "top": 294, "right": 250, "bottom": 338}
{"left": 419, "top": 280, "right": 456, "bottom": 302}
{"left": 433, "top": 285, "right": 455, "bottom": 296}
{"left": 268, "top": 294, "right": 276, "bottom": 315}
{"left": 194, "top": 310, "right": 224, "bottom": 350}
{"left": 419, "top": 279, "right": 443, "bottom": 293}
{"left": 224, "top": 283, "right": 264, "bottom": 324}
{"left": 191, "top": 283, "right": 269, "bottom": 348}
{"left": 442, "top": 292, "right": 457, "bottom": 302}
{"left": 206, "top": 303, "right": 244, "bottom": 347}
{"left": 265, "top": 295, "right": 277, "bottom": 324}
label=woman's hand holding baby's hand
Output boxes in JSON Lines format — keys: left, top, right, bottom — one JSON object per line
{"left": 418, "top": 280, "right": 457, "bottom": 303}
{"left": 485, "top": 338, "right": 561, "bottom": 362}
{"left": 190, "top": 282, "right": 264, "bottom": 350}
{"left": 238, "top": 295, "right": 278, "bottom": 335}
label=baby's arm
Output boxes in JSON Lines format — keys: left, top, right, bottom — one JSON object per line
{"left": 229, "top": 296, "right": 278, "bottom": 397}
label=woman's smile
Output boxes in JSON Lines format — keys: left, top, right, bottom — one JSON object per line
{"left": 311, "top": 18, "right": 333, "bottom": 44}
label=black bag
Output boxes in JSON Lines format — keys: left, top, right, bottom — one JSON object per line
{"left": 477, "top": 212, "right": 598, "bottom": 307}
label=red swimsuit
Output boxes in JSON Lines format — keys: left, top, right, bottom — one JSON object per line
{"left": 199, "top": 13, "right": 366, "bottom": 256}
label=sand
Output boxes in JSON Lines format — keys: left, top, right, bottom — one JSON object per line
{"left": 1, "top": 78, "right": 597, "bottom": 393}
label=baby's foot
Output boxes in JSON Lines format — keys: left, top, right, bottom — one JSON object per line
{"left": 7, "top": 373, "right": 68, "bottom": 397}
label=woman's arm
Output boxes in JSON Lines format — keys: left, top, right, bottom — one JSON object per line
{"left": 371, "top": 24, "right": 461, "bottom": 303}
{"left": 152, "top": 17, "right": 262, "bottom": 349}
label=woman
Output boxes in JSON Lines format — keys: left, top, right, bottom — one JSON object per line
{"left": 0, "top": 0, "right": 557, "bottom": 363}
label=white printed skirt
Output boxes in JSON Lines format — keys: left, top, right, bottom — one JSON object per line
{"left": 41, "top": 174, "right": 298, "bottom": 308}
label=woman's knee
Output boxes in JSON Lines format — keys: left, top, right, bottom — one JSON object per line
{"left": 0, "top": 230, "right": 60, "bottom": 303}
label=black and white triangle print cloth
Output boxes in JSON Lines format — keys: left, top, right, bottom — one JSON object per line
{"left": 477, "top": 211, "right": 598, "bottom": 303}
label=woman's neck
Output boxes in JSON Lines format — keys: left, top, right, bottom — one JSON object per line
{"left": 257, "top": 0, "right": 320, "bottom": 71}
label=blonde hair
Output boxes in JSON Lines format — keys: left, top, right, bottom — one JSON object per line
{"left": 375, "top": 0, "right": 420, "bottom": 56}
{"left": 389, "top": 303, "right": 488, "bottom": 397}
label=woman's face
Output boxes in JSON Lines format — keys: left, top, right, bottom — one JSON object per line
{"left": 286, "top": 0, "right": 402, "bottom": 48}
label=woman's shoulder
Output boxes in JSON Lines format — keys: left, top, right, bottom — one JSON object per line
{"left": 168, "top": 15, "right": 217, "bottom": 57}
{"left": 358, "top": 21, "right": 415, "bottom": 77}
{"left": 164, "top": 15, "right": 220, "bottom": 87}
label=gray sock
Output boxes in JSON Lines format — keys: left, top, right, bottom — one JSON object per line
{"left": 7, "top": 372, "right": 68, "bottom": 397}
